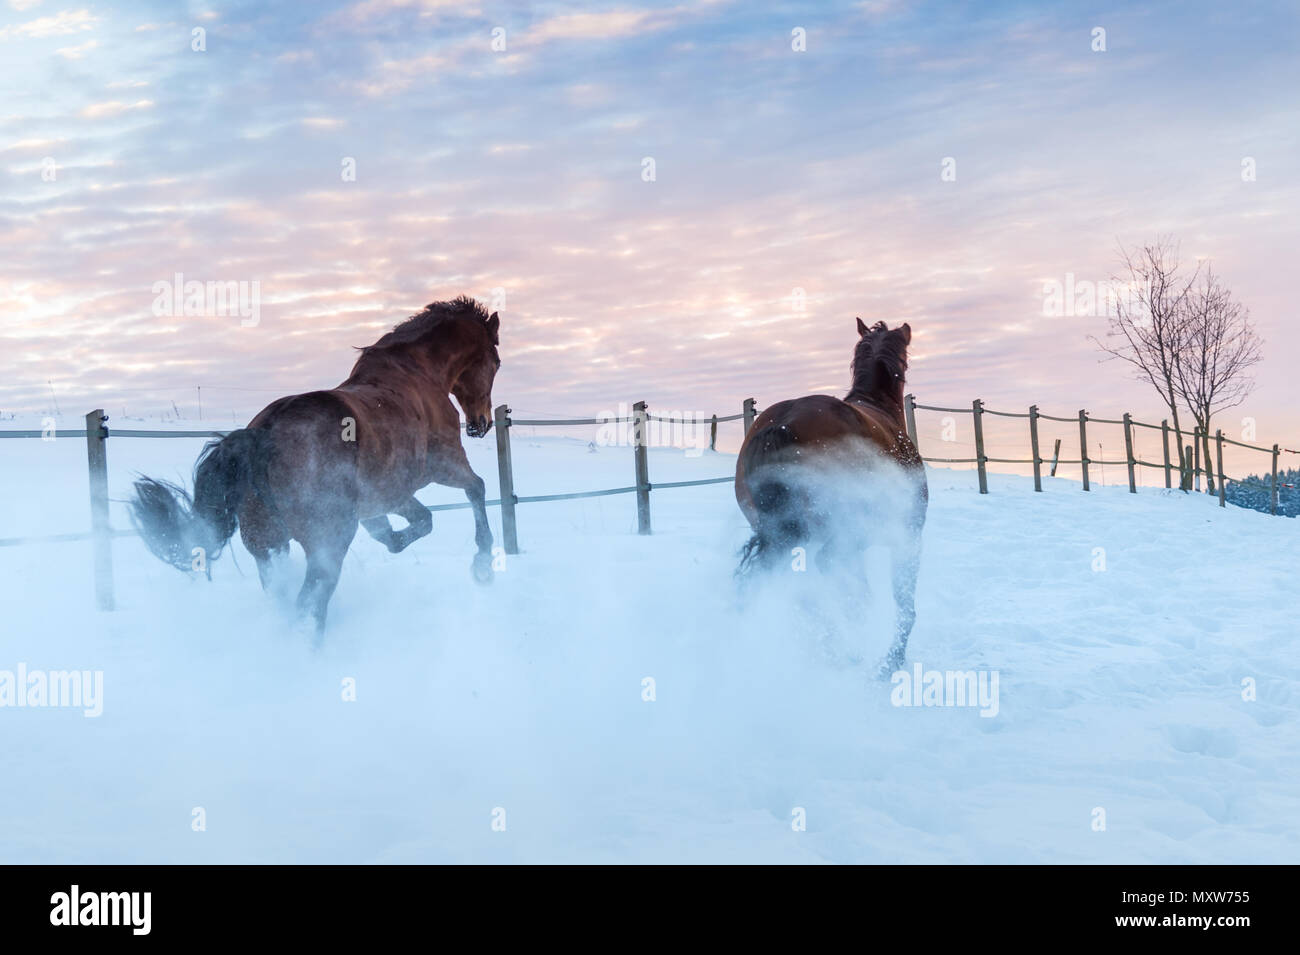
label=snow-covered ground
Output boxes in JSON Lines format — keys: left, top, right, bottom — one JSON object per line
{"left": 1, "top": 416, "right": 1297, "bottom": 863}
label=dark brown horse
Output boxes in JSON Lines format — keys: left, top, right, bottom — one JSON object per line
{"left": 129, "top": 296, "right": 501, "bottom": 637}
{"left": 735, "top": 319, "right": 927, "bottom": 673}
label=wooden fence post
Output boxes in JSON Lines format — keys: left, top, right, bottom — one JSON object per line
{"left": 1193, "top": 430, "right": 1201, "bottom": 492}
{"left": 904, "top": 393, "right": 919, "bottom": 453}
{"left": 633, "top": 400, "right": 651, "bottom": 535}
{"left": 493, "top": 404, "right": 519, "bottom": 554}
{"left": 84, "top": 409, "right": 114, "bottom": 611}
{"left": 709, "top": 414, "right": 718, "bottom": 452}
{"left": 1078, "top": 410, "right": 1090, "bottom": 491}
{"left": 1215, "top": 429, "right": 1226, "bottom": 508}
{"left": 742, "top": 397, "right": 756, "bottom": 435}
{"left": 971, "top": 399, "right": 988, "bottom": 494}
{"left": 1161, "top": 420, "right": 1171, "bottom": 488}
{"left": 1050, "top": 438, "right": 1061, "bottom": 477}
{"left": 1029, "top": 405, "right": 1042, "bottom": 491}
{"left": 1123, "top": 412, "right": 1137, "bottom": 493}
{"left": 1183, "top": 444, "right": 1194, "bottom": 490}
{"left": 1271, "top": 444, "right": 1280, "bottom": 515}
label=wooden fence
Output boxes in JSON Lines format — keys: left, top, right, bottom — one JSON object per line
{"left": 0, "top": 393, "right": 1291, "bottom": 612}
{"left": 490, "top": 398, "right": 756, "bottom": 549}
{"left": 904, "top": 395, "right": 1288, "bottom": 514}
{"left": 0, "top": 400, "right": 759, "bottom": 610}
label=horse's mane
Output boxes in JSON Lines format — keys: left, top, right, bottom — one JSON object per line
{"left": 361, "top": 295, "right": 493, "bottom": 352}
{"left": 847, "top": 321, "right": 909, "bottom": 404}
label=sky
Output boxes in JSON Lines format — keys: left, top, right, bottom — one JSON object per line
{"left": 2, "top": 0, "right": 1297, "bottom": 466}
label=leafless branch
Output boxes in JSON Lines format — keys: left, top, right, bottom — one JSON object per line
{"left": 1089, "top": 235, "right": 1199, "bottom": 483}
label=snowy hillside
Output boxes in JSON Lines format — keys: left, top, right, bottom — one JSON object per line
{"left": 1, "top": 421, "right": 1297, "bottom": 863}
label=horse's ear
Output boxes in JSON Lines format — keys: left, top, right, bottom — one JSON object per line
{"left": 856, "top": 317, "right": 868, "bottom": 337}
{"left": 899, "top": 322, "right": 912, "bottom": 344}
{"left": 486, "top": 312, "right": 500, "bottom": 343}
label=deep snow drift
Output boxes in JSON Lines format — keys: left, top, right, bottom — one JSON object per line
{"left": 1, "top": 420, "right": 1297, "bottom": 863}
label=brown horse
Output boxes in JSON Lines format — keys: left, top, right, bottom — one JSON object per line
{"left": 735, "top": 319, "right": 927, "bottom": 673}
{"left": 129, "top": 296, "right": 501, "bottom": 637}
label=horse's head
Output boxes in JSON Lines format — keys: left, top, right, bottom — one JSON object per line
{"left": 453, "top": 309, "right": 501, "bottom": 438}
{"left": 849, "top": 318, "right": 912, "bottom": 407}
{"left": 354, "top": 296, "right": 502, "bottom": 435}
{"left": 855, "top": 316, "right": 911, "bottom": 348}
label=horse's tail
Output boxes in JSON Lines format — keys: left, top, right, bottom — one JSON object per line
{"left": 129, "top": 428, "right": 273, "bottom": 572}
{"left": 737, "top": 424, "right": 806, "bottom": 574}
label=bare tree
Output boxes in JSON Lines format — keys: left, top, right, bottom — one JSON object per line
{"left": 1091, "top": 236, "right": 1199, "bottom": 488}
{"left": 1173, "top": 266, "right": 1262, "bottom": 494}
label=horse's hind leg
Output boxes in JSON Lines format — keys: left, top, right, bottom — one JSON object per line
{"left": 296, "top": 521, "right": 357, "bottom": 640}
{"left": 816, "top": 533, "right": 866, "bottom": 581}
{"left": 254, "top": 547, "right": 290, "bottom": 592}
{"left": 882, "top": 536, "right": 921, "bottom": 676}
{"left": 239, "top": 492, "right": 290, "bottom": 593}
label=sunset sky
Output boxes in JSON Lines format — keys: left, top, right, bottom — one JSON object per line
{"left": 2, "top": 0, "right": 1297, "bottom": 466}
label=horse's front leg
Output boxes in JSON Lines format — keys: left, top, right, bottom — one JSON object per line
{"left": 361, "top": 497, "right": 433, "bottom": 554}
{"left": 360, "top": 515, "right": 401, "bottom": 551}
{"left": 464, "top": 474, "right": 494, "bottom": 583}
{"left": 393, "top": 496, "right": 434, "bottom": 550}
{"left": 428, "top": 450, "right": 494, "bottom": 583}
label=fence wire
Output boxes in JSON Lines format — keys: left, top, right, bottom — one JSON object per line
{"left": 906, "top": 397, "right": 1286, "bottom": 503}
{"left": 0, "top": 400, "right": 758, "bottom": 548}
{"left": 1, "top": 395, "right": 1292, "bottom": 550}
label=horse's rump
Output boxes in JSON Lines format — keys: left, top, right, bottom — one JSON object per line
{"left": 243, "top": 390, "right": 365, "bottom": 522}
{"left": 737, "top": 395, "right": 925, "bottom": 568}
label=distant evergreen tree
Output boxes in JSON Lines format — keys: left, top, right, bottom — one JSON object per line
{"left": 1224, "top": 467, "right": 1300, "bottom": 518}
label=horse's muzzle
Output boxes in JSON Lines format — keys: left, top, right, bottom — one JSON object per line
{"left": 466, "top": 417, "right": 491, "bottom": 438}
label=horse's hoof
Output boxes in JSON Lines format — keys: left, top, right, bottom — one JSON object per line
{"left": 471, "top": 554, "right": 493, "bottom": 584}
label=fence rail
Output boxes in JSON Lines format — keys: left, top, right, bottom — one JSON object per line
{"left": 904, "top": 394, "right": 1290, "bottom": 513}
{"left": 0, "top": 398, "right": 759, "bottom": 608}
{"left": 2, "top": 392, "right": 1293, "bottom": 610}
